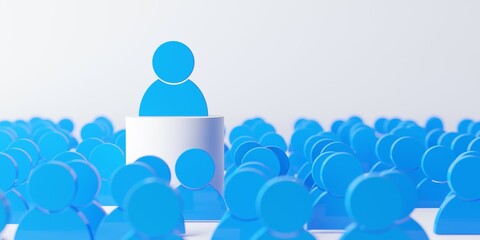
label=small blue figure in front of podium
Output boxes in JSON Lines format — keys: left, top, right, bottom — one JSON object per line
{"left": 140, "top": 41, "right": 208, "bottom": 116}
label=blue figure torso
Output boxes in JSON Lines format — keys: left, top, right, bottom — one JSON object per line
{"left": 416, "top": 178, "right": 451, "bottom": 208}
{"left": 212, "top": 213, "right": 262, "bottom": 240}
{"left": 252, "top": 227, "right": 315, "bottom": 240}
{"left": 176, "top": 185, "right": 226, "bottom": 221}
{"left": 435, "top": 194, "right": 480, "bottom": 234}
{"left": 139, "top": 80, "right": 208, "bottom": 117}
{"left": 307, "top": 192, "right": 351, "bottom": 230}
{"left": 16, "top": 208, "right": 92, "bottom": 240}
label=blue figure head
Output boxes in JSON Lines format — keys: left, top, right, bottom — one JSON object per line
{"left": 321, "top": 152, "right": 363, "bottom": 197}
{"left": 176, "top": 149, "right": 215, "bottom": 190}
{"left": 111, "top": 162, "right": 156, "bottom": 208}
{"left": 53, "top": 151, "right": 86, "bottom": 163}
{"left": 242, "top": 147, "right": 281, "bottom": 177}
{"left": 421, "top": 146, "right": 455, "bottom": 182}
{"left": 391, "top": 137, "right": 425, "bottom": 171}
{"left": 311, "top": 151, "right": 335, "bottom": 190}
{"left": 375, "top": 134, "right": 399, "bottom": 167}
{"left": 38, "top": 131, "right": 70, "bottom": 161}
{"left": 448, "top": 155, "right": 480, "bottom": 201}
{"left": 310, "top": 139, "right": 334, "bottom": 161}
{"left": 346, "top": 174, "right": 403, "bottom": 231}
{"left": 67, "top": 160, "right": 100, "bottom": 208}
{"left": 76, "top": 138, "right": 104, "bottom": 160}
{"left": 152, "top": 41, "right": 195, "bottom": 84}
{"left": 89, "top": 143, "right": 125, "bottom": 180}
{"left": 256, "top": 177, "right": 312, "bottom": 233}
{"left": 8, "top": 139, "right": 40, "bottom": 167}
{"left": 58, "top": 118, "right": 74, "bottom": 132}
{"left": 125, "top": 178, "right": 182, "bottom": 238}
{"left": 322, "top": 142, "right": 354, "bottom": 155}
{"left": 28, "top": 162, "right": 77, "bottom": 212}
{"left": 224, "top": 168, "right": 268, "bottom": 220}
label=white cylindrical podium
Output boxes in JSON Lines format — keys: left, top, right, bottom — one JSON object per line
{"left": 125, "top": 116, "right": 224, "bottom": 193}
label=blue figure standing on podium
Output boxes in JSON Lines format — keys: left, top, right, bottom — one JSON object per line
{"left": 139, "top": 41, "right": 208, "bottom": 116}
{"left": 175, "top": 148, "right": 226, "bottom": 220}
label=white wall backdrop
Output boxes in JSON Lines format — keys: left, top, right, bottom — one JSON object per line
{"left": 1, "top": 0, "right": 479, "bottom": 138}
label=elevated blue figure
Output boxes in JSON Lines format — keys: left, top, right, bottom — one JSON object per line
{"left": 67, "top": 160, "right": 105, "bottom": 235}
{"left": 175, "top": 148, "right": 226, "bottom": 220}
{"left": 0, "top": 192, "right": 9, "bottom": 233}
{"left": 390, "top": 137, "right": 425, "bottom": 184}
{"left": 16, "top": 162, "right": 92, "bottom": 240}
{"left": 253, "top": 177, "right": 315, "bottom": 240}
{"left": 417, "top": 146, "right": 456, "bottom": 208}
{"left": 382, "top": 171, "right": 428, "bottom": 240}
{"left": 435, "top": 154, "right": 480, "bottom": 234}
{"left": 8, "top": 139, "right": 40, "bottom": 167}
{"left": 341, "top": 174, "right": 409, "bottom": 240}
{"left": 0, "top": 152, "right": 28, "bottom": 224}
{"left": 88, "top": 143, "right": 125, "bottom": 205}
{"left": 96, "top": 162, "right": 156, "bottom": 240}
{"left": 81, "top": 123, "right": 106, "bottom": 141}
{"left": 213, "top": 168, "right": 268, "bottom": 240}
{"left": 124, "top": 178, "right": 182, "bottom": 240}
{"left": 139, "top": 41, "right": 208, "bottom": 116}
{"left": 76, "top": 138, "right": 104, "bottom": 160}
{"left": 308, "top": 152, "right": 363, "bottom": 230}
{"left": 260, "top": 132, "right": 287, "bottom": 152}
{"left": 38, "top": 131, "right": 70, "bottom": 161}
{"left": 58, "top": 118, "right": 74, "bottom": 132}
{"left": 370, "top": 134, "right": 398, "bottom": 173}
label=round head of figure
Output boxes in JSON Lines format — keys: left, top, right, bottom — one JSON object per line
{"left": 110, "top": 162, "right": 156, "bottom": 208}
{"left": 152, "top": 41, "right": 195, "bottom": 85}
{"left": 176, "top": 149, "right": 215, "bottom": 190}
{"left": 448, "top": 155, "right": 480, "bottom": 201}
{"left": 28, "top": 162, "right": 77, "bottom": 212}
{"left": 67, "top": 160, "right": 101, "bottom": 208}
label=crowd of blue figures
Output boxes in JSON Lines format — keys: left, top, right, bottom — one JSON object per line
{"left": 1, "top": 116, "right": 480, "bottom": 239}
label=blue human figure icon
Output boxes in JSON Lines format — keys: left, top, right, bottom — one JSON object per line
{"left": 370, "top": 134, "right": 399, "bottom": 173}
{"left": 417, "top": 146, "right": 456, "bottom": 208}
{"left": 435, "top": 154, "right": 480, "bottom": 234}
{"left": 123, "top": 178, "right": 183, "bottom": 240}
{"left": 95, "top": 162, "right": 156, "bottom": 240}
{"left": 175, "top": 148, "right": 226, "bottom": 220}
{"left": 307, "top": 152, "right": 363, "bottom": 230}
{"left": 308, "top": 151, "right": 335, "bottom": 206}
{"left": 67, "top": 160, "right": 106, "bottom": 235}
{"left": 341, "top": 174, "right": 409, "bottom": 240}
{"left": 16, "top": 162, "right": 92, "bottom": 240}
{"left": 213, "top": 168, "right": 269, "bottom": 240}
{"left": 0, "top": 152, "right": 29, "bottom": 224}
{"left": 390, "top": 137, "right": 425, "bottom": 184}
{"left": 253, "top": 177, "right": 315, "bottom": 240}
{"left": 381, "top": 171, "right": 428, "bottom": 240}
{"left": 139, "top": 41, "right": 208, "bottom": 116}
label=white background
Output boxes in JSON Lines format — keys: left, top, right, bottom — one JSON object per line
{"left": 1, "top": 1, "right": 480, "bottom": 138}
